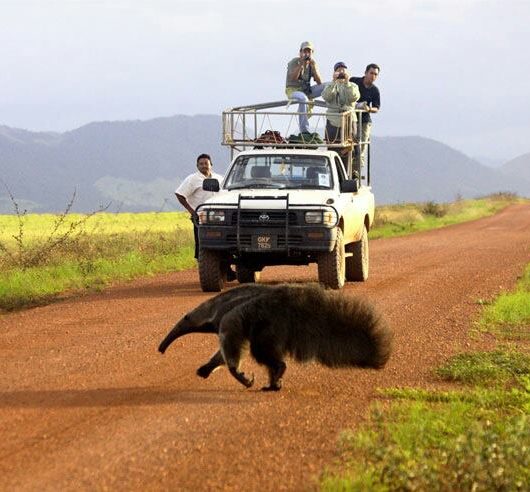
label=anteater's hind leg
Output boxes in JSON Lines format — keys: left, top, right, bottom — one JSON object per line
{"left": 219, "top": 313, "right": 254, "bottom": 389}
{"left": 196, "top": 350, "right": 225, "bottom": 379}
{"left": 262, "top": 360, "right": 286, "bottom": 391}
{"left": 250, "top": 328, "right": 287, "bottom": 391}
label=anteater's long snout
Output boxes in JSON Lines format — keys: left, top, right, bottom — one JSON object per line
{"left": 158, "top": 322, "right": 182, "bottom": 354}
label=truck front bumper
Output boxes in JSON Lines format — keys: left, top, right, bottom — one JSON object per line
{"left": 199, "top": 225, "right": 337, "bottom": 253}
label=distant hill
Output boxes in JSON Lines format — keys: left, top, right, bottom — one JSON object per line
{"left": 0, "top": 117, "right": 528, "bottom": 213}
{"left": 0, "top": 117, "right": 229, "bottom": 213}
{"left": 500, "top": 153, "right": 530, "bottom": 184}
{"left": 371, "top": 136, "right": 529, "bottom": 203}
{"left": 473, "top": 156, "right": 505, "bottom": 168}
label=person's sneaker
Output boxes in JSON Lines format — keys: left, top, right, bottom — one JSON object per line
{"left": 226, "top": 269, "right": 237, "bottom": 282}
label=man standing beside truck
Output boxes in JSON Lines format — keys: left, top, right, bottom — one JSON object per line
{"left": 175, "top": 154, "right": 227, "bottom": 261}
{"left": 349, "top": 63, "right": 381, "bottom": 167}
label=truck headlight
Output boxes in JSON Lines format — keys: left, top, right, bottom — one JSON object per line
{"left": 305, "top": 210, "right": 337, "bottom": 226}
{"left": 208, "top": 210, "right": 225, "bottom": 223}
{"left": 305, "top": 211, "right": 322, "bottom": 224}
{"left": 197, "top": 210, "right": 225, "bottom": 224}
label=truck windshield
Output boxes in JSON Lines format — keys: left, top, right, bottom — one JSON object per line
{"left": 225, "top": 155, "right": 333, "bottom": 190}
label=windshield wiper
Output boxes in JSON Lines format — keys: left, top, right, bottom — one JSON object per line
{"left": 228, "top": 183, "right": 286, "bottom": 190}
{"left": 286, "top": 184, "right": 330, "bottom": 189}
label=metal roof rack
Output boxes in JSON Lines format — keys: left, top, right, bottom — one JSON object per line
{"left": 221, "top": 100, "right": 370, "bottom": 180}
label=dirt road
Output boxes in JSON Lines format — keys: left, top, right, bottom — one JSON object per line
{"left": 1, "top": 204, "right": 529, "bottom": 491}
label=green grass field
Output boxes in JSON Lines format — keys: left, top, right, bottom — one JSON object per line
{"left": 320, "top": 263, "right": 530, "bottom": 491}
{"left": 0, "top": 193, "right": 524, "bottom": 311}
{"left": 0, "top": 211, "right": 195, "bottom": 310}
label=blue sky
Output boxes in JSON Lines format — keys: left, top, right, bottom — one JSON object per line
{"left": 1, "top": 0, "right": 529, "bottom": 160}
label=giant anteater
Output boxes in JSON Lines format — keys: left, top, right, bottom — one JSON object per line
{"left": 159, "top": 284, "right": 392, "bottom": 391}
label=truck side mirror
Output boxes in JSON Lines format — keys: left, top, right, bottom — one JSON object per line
{"left": 202, "top": 178, "right": 220, "bottom": 192}
{"left": 340, "top": 179, "right": 359, "bottom": 193}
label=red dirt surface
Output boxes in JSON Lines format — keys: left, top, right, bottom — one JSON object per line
{"left": 1, "top": 204, "right": 529, "bottom": 491}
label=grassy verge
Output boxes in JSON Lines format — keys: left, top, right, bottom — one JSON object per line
{"left": 320, "top": 265, "right": 530, "bottom": 491}
{"left": 370, "top": 193, "right": 522, "bottom": 240}
{"left": 0, "top": 194, "right": 524, "bottom": 312}
{"left": 477, "top": 264, "right": 530, "bottom": 340}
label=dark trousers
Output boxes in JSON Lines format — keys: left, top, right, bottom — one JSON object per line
{"left": 193, "top": 220, "right": 199, "bottom": 259}
{"left": 326, "top": 121, "right": 348, "bottom": 169}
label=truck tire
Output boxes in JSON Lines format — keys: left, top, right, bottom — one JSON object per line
{"left": 198, "top": 249, "right": 225, "bottom": 292}
{"left": 346, "top": 225, "right": 369, "bottom": 281}
{"left": 236, "top": 264, "right": 261, "bottom": 284}
{"left": 318, "top": 228, "right": 345, "bottom": 289}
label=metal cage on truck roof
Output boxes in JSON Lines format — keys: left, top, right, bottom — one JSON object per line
{"left": 221, "top": 100, "right": 370, "bottom": 182}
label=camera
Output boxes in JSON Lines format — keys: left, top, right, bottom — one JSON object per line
{"left": 337, "top": 73, "right": 346, "bottom": 79}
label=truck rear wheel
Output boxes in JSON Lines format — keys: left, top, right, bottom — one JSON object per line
{"left": 236, "top": 264, "right": 261, "bottom": 284}
{"left": 198, "top": 249, "right": 225, "bottom": 292}
{"left": 346, "top": 225, "right": 369, "bottom": 281}
{"left": 318, "top": 228, "right": 345, "bottom": 289}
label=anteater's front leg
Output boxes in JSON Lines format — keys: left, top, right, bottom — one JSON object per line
{"left": 219, "top": 312, "right": 254, "bottom": 389}
{"left": 196, "top": 350, "right": 225, "bottom": 379}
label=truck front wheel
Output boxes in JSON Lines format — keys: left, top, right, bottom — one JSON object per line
{"left": 346, "top": 225, "right": 369, "bottom": 281}
{"left": 198, "top": 249, "right": 225, "bottom": 292}
{"left": 318, "top": 228, "right": 345, "bottom": 289}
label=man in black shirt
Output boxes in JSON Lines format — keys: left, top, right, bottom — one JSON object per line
{"left": 349, "top": 63, "right": 381, "bottom": 168}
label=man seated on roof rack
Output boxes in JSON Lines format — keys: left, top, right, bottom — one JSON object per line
{"left": 322, "top": 62, "right": 360, "bottom": 163}
{"left": 285, "top": 41, "right": 326, "bottom": 134}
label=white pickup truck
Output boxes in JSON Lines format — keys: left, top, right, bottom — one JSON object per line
{"left": 194, "top": 100, "right": 375, "bottom": 291}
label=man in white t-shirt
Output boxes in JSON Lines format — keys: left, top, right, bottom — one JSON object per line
{"left": 175, "top": 153, "right": 224, "bottom": 261}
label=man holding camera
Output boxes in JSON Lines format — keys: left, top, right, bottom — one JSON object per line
{"left": 322, "top": 62, "right": 360, "bottom": 145}
{"left": 285, "top": 41, "right": 325, "bottom": 133}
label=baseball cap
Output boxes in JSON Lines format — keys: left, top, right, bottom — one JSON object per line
{"left": 334, "top": 61, "right": 347, "bottom": 71}
{"left": 300, "top": 41, "right": 314, "bottom": 51}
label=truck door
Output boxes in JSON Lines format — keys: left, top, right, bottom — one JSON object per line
{"left": 334, "top": 156, "right": 361, "bottom": 243}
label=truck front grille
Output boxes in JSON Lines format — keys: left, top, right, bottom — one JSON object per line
{"left": 231, "top": 211, "right": 298, "bottom": 226}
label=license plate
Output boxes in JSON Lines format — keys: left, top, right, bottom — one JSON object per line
{"left": 253, "top": 234, "right": 275, "bottom": 250}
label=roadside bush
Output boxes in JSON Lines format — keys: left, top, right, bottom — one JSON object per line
{"left": 422, "top": 200, "right": 449, "bottom": 217}
{"left": 480, "top": 191, "right": 519, "bottom": 201}
{"left": 0, "top": 188, "right": 103, "bottom": 270}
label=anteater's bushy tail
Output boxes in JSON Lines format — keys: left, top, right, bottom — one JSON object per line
{"left": 287, "top": 289, "right": 393, "bottom": 369}
{"left": 354, "top": 297, "right": 393, "bottom": 369}
{"left": 334, "top": 294, "right": 392, "bottom": 369}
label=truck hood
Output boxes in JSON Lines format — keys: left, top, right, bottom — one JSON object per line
{"left": 200, "top": 188, "right": 338, "bottom": 209}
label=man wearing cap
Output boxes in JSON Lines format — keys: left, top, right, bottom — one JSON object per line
{"left": 350, "top": 63, "right": 381, "bottom": 167}
{"left": 285, "top": 41, "right": 326, "bottom": 133}
{"left": 322, "top": 62, "right": 360, "bottom": 149}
